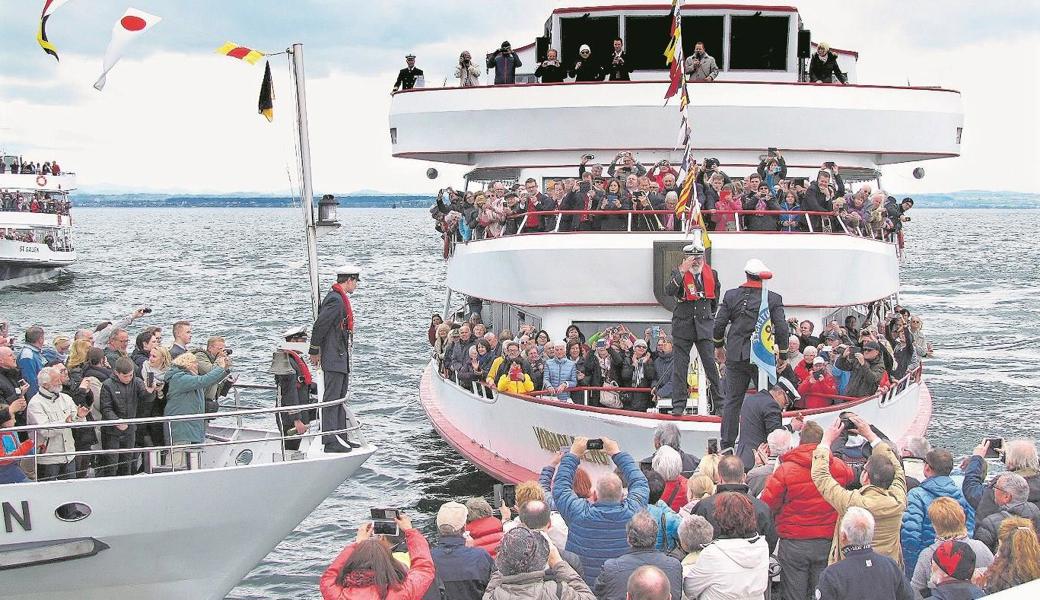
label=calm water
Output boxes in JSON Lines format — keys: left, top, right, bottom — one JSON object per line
{"left": 2, "top": 207, "right": 1038, "bottom": 598}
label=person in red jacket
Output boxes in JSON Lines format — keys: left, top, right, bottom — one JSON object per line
{"left": 793, "top": 346, "right": 818, "bottom": 383}
{"left": 796, "top": 357, "right": 839, "bottom": 409}
{"left": 760, "top": 421, "right": 855, "bottom": 600}
{"left": 320, "top": 513, "right": 435, "bottom": 600}
{"left": 464, "top": 496, "right": 505, "bottom": 557}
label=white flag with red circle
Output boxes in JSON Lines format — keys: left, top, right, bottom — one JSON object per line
{"left": 93, "top": 7, "right": 162, "bottom": 91}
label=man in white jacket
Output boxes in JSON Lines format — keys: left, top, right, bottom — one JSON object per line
{"left": 27, "top": 366, "right": 89, "bottom": 481}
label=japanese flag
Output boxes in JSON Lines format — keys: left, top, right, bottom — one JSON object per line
{"left": 93, "top": 7, "right": 162, "bottom": 91}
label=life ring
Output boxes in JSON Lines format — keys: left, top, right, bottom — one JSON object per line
{"left": 36, "top": 175, "right": 47, "bottom": 187}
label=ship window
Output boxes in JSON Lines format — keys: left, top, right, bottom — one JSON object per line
{"left": 560, "top": 16, "right": 620, "bottom": 67}
{"left": 729, "top": 15, "right": 789, "bottom": 70}
{"left": 681, "top": 16, "right": 725, "bottom": 63}
{"left": 624, "top": 16, "right": 672, "bottom": 70}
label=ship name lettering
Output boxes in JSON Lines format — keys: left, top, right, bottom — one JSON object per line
{"left": 3, "top": 500, "right": 31, "bottom": 533}
{"left": 531, "top": 427, "right": 610, "bottom": 466}
{"left": 18, "top": 246, "right": 40, "bottom": 254}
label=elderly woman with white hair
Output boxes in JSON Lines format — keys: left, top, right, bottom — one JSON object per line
{"left": 677, "top": 514, "right": 714, "bottom": 573}
{"left": 653, "top": 445, "right": 689, "bottom": 512}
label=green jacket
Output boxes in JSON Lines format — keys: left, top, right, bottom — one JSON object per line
{"left": 164, "top": 365, "right": 226, "bottom": 444}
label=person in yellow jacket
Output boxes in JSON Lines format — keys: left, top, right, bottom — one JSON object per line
{"left": 497, "top": 362, "right": 534, "bottom": 395}
{"left": 486, "top": 340, "right": 523, "bottom": 386}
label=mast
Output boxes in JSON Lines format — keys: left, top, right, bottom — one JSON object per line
{"left": 289, "top": 42, "right": 322, "bottom": 319}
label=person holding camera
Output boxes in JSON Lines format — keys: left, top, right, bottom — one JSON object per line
{"left": 683, "top": 42, "right": 719, "bottom": 82}
{"left": 193, "top": 336, "right": 233, "bottom": 413}
{"left": 664, "top": 244, "right": 721, "bottom": 416}
{"left": 320, "top": 513, "right": 434, "bottom": 600}
{"left": 487, "top": 41, "right": 522, "bottom": 85}
{"left": 835, "top": 341, "right": 885, "bottom": 398}
{"left": 796, "top": 357, "right": 839, "bottom": 409}
{"left": 569, "top": 44, "right": 603, "bottom": 82}
{"left": 535, "top": 48, "right": 566, "bottom": 83}
{"left": 605, "top": 37, "right": 631, "bottom": 81}
{"left": 455, "top": 50, "right": 481, "bottom": 87}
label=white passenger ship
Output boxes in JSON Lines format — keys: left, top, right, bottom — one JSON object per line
{"left": 393, "top": 3, "right": 961, "bottom": 482}
{"left": 0, "top": 155, "right": 76, "bottom": 288}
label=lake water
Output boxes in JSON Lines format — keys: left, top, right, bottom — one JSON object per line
{"left": 2, "top": 207, "right": 1038, "bottom": 598}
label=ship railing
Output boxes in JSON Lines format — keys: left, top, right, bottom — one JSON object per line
{"left": 510, "top": 209, "right": 851, "bottom": 234}
{"left": 439, "top": 364, "right": 922, "bottom": 422}
{"left": 3, "top": 384, "right": 363, "bottom": 481}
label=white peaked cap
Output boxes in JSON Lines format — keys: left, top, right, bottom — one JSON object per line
{"left": 683, "top": 242, "right": 705, "bottom": 256}
{"left": 282, "top": 325, "right": 308, "bottom": 340}
{"left": 335, "top": 264, "right": 361, "bottom": 277}
{"left": 744, "top": 258, "right": 770, "bottom": 275}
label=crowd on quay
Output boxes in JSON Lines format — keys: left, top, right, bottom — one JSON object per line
{"left": 0, "top": 308, "right": 235, "bottom": 483}
{"left": 427, "top": 300, "right": 930, "bottom": 415}
{"left": 1, "top": 191, "right": 72, "bottom": 215}
{"left": 319, "top": 425, "right": 1040, "bottom": 600}
{"left": 0, "top": 157, "right": 62, "bottom": 176}
{"left": 429, "top": 151, "right": 913, "bottom": 242}
{"left": 392, "top": 39, "right": 847, "bottom": 89}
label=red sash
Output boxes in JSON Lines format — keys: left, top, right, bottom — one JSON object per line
{"left": 284, "top": 349, "right": 313, "bottom": 386}
{"left": 682, "top": 264, "right": 717, "bottom": 300}
{"left": 331, "top": 283, "right": 355, "bottom": 332}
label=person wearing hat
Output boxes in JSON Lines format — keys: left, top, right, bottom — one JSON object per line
{"left": 621, "top": 338, "right": 657, "bottom": 412}
{"left": 487, "top": 41, "right": 522, "bottom": 85}
{"left": 809, "top": 42, "right": 847, "bottom": 84}
{"left": 664, "top": 243, "right": 721, "bottom": 415}
{"left": 712, "top": 258, "right": 790, "bottom": 450}
{"left": 835, "top": 339, "right": 886, "bottom": 398}
{"left": 424, "top": 501, "right": 494, "bottom": 600}
{"left": 392, "top": 54, "right": 423, "bottom": 93}
{"left": 309, "top": 265, "right": 362, "bottom": 453}
{"left": 928, "top": 540, "right": 985, "bottom": 599}
{"left": 734, "top": 376, "right": 800, "bottom": 471}
{"left": 569, "top": 44, "right": 604, "bottom": 82}
{"left": 273, "top": 325, "right": 314, "bottom": 450}
{"left": 483, "top": 526, "right": 595, "bottom": 599}
{"left": 796, "top": 356, "right": 839, "bottom": 409}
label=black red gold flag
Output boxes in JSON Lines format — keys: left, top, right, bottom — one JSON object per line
{"left": 258, "top": 60, "right": 274, "bottom": 122}
{"left": 38, "top": 0, "right": 72, "bottom": 61}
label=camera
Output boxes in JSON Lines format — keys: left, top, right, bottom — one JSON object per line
{"left": 824, "top": 161, "right": 837, "bottom": 169}
{"left": 223, "top": 348, "right": 233, "bottom": 356}
{"left": 142, "top": 307, "right": 153, "bottom": 314}
{"left": 371, "top": 508, "right": 400, "bottom": 536}
{"left": 493, "top": 483, "right": 517, "bottom": 509}
{"left": 583, "top": 154, "right": 595, "bottom": 161}
{"left": 145, "top": 372, "right": 155, "bottom": 387}
{"left": 707, "top": 438, "right": 719, "bottom": 455}
{"left": 984, "top": 437, "right": 1004, "bottom": 459}
{"left": 840, "top": 416, "right": 857, "bottom": 434}
{"left": 586, "top": 438, "right": 604, "bottom": 450}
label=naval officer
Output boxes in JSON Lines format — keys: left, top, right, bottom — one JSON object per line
{"left": 712, "top": 258, "right": 790, "bottom": 451}
{"left": 392, "top": 54, "right": 424, "bottom": 92}
{"left": 663, "top": 242, "right": 722, "bottom": 415}
{"left": 309, "top": 264, "right": 362, "bottom": 453}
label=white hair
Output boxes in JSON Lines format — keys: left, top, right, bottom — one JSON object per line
{"left": 665, "top": 191, "right": 678, "bottom": 202}
{"left": 678, "top": 514, "right": 714, "bottom": 553}
{"left": 903, "top": 436, "right": 931, "bottom": 459}
{"left": 997, "top": 472, "right": 1031, "bottom": 504}
{"left": 37, "top": 366, "right": 59, "bottom": 389}
{"left": 840, "top": 507, "right": 875, "bottom": 546}
{"left": 652, "top": 445, "right": 683, "bottom": 481}
{"left": 767, "top": 429, "right": 795, "bottom": 456}
{"left": 653, "top": 423, "right": 682, "bottom": 451}
{"left": 1004, "top": 440, "right": 1039, "bottom": 471}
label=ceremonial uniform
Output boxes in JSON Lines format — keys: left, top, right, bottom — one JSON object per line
{"left": 712, "top": 260, "right": 790, "bottom": 449}
{"left": 393, "top": 55, "right": 423, "bottom": 92}
{"left": 309, "top": 265, "right": 360, "bottom": 450}
{"left": 275, "top": 326, "right": 316, "bottom": 451}
{"left": 664, "top": 247, "right": 721, "bottom": 415}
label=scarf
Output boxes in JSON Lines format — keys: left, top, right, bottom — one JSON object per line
{"left": 284, "top": 349, "right": 313, "bottom": 386}
{"left": 331, "top": 283, "right": 355, "bottom": 332}
{"left": 682, "top": 263, "right": 717, "bottom": 300}
{"left": 342, "top": 569, "right": 376, "bottom": 589}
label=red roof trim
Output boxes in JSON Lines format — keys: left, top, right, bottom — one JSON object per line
{"left": 553, "top": 4, "right": 798, "bottom": 15}
{"left": 513, "top": 41, "right": 535, "bottom": 52}
{"left": 810, "top": 41, "right": 859, "bottom": 59}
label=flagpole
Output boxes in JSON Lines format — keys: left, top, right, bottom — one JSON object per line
{"left": 289, "top": 42, "right": 322, "bottom": 320}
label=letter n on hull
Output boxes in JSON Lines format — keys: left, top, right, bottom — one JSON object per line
{"left": 3, "top": 501, "right": 31, "bottom": 533}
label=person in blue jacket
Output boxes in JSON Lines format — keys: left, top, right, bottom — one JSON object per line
{"left": 900, "top": 448, "right": 976, "bottom": 578}
{"left": 552, "top": 436, "right": 649, "bottom": 584}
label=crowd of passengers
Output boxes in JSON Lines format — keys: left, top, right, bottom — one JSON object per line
{"left": 0, "top": 158, "right": 62, "bottom": 176}
{"left": 0, "top": 309, "right": 235, "bottom": 483}
{"left": 430, "top": 150, "right": 913, "bottom": 242}
{"left": 318, "top": 424, "right": 1040, "bottom": 600}
{"left": 1, "top": 190, "right": 72, "bottom": 214}
{"left": 429, "top": 303, "right": 931, "bottom": 415}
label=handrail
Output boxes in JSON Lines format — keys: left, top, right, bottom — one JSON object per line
{"left": 392, "top": 79, "right": 961, "bottom": 96}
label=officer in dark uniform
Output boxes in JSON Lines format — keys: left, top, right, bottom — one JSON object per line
{"left": 309, "top": 264, "right": 362, "bottom": 452}
{"left": 664, "top": 243, "right": 722, "bottom": 415}
{"left": 712, "top": 258, "right": 791, "bottom": 451}
{"left": 272, "top": 325, "right": 316, "bottom": 451}
{"left": 734, "top": 376, "right": 799, "bottom": 471}
{"left": 392, "top": 54, "right": 424, "bottom": 92}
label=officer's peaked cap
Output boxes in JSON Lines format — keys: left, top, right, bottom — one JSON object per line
{"left": 335, "top": 264, "right": 362, "bottom": 278}
{"left": 683, "top": 243, "right": 704, "bottom": 256}
{"left": 282, "top": 325, "right": 308, "bottom": 340}
{"left": 744, "top": 258, "right": 770, "bottom": 275}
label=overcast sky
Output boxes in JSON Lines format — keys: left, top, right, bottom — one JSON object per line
{"left": 0, "top": 1, "right": 1036, "bottom": 195}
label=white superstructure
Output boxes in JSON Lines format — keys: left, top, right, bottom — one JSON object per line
{"left": 0, "top": 159, "right": 77, "bottom": 288}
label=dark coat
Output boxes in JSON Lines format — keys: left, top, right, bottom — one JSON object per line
{"left": 690, "top": 483, "right": 778, "bottom": 552}
{"left": 488, "top": 51, "right": 522, "bottom": 84}
{"left": 665, "top": 267, "right": 720, "bottom": 341}
{"left": 605, "top": 51, "right": 631, "bottom": 81}
{"left": 974, "top": 501, "right": 1040, "bottom": 552}
{"left": 309, "top": 288, "right": 353, "bottom": 374}
{"left": 620, "top": 356, "right": 657, "bottom": 411}
{"left": 421, "top": 535, "right": 493, "bottom": 600}
{"left": 593, "top": 548, "right": 681, "bottom": 600}
{"left": 535, "top": 61, "right": 566, "bottom": 83}
{"left": 559, "top": 189, "right": 602, "bottom": 232}
{"left": 809, "top": 51, "right": 847, "bottom": 84}
{"left": 962, "top": 456, "right": 1040, "bottom": 521}
{"left": 712, "top": 285, "right": 790, "bottom": 361}
{"left": 816, "top": 547, "right": 911, "bottom": 600}
{"left": 742, "top": 195, "right": 780, "bottom": 231}
{"left": 570, "top": 59, "right": 604, "bottom": 82}
{"left": 835, "top": 353, "right": 886, "bottom": 397}
{"left": 100, "top": 375, "right": 154, "bottom": 437}
{"left": 735, "top": 391, "right": 783, "bottom": 471}
{"left": 393, "top": 66, "right": 424, "bottom": 91}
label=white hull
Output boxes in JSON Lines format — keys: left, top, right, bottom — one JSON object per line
{"left": 419, "top": 361, "right": 930, "bottom": 483}
{"left": 2, "top": 448, "right": 374, "bottom": 599}
{"left": 0, "top": 264, "right": 63, "bottom": 288}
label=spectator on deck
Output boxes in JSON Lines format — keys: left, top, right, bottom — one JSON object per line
{"left": 645, "top": 423, "right": 699, "bottom": 478}
{"left": 908, "top": 315, "right": 933, "bottom": 359}
{"left": 809, "top": 43, "right": 847, "bottom": 84}
{"left": 605, "top": 38, "right": 631, "bottom": 81}
{"left": 690, "top": 454, "right": 777, "bottom": 552}
{"left": 684, "top": 42, "right": 719, "bottom": 82}
{"left": 683, "top": 493, "right": 770, "bottom": 600}
{"left": 910, "top": 497, "right": 993, "bottom": 600}
{"left": 594, "top": 510, "right": 682, "bottom": 600}
{"left": 570, "top": 44, "right": 603, "bottom": 82}
{"left": 448, "top": 324, "right": 476, "bottom": 376}
{"left": 713, "top": 188, "right": 741, "bottom": 231}
{"left": 757, "top": 152, "right": 788, "bottom": 191}
{"left": 17, "top": 326, "right": 47, "bottom": 399}
{"left": 42, "top": 334, "right": 70, "bottom": 365}
{"left": 543, "top": 342, "right": 577, "bottom": 402}
{"left": 455, "top": 51, "right": 480, "bottom": 87}
{"left": 836, "top": 341, "right": 885, "bottom": 397}
{"left": 744, "top": 183, "right": 779, "bottom": 231}
{"left": 483, "top": 526, "right": 595, "bottom": 600}
{"left": 104, "top": 328, "right": 131, "bottom": 370}
{"left": 423, "top": 501, "right": 492, "bottom": 600}
{"left": 164, "top": 351, "right": 228, "bottom": 448}
{"left": 194, "top": 337, "right": 231, "bottom": 413}
{"left": 553, "top": 436, "right": 649, "bottom": 584}
{"left": 169, "top": 320, "right": 192, "bottom": 359}
{"left": 974, "top": 472, "right": 1040, "bottom": 552}
{"left": 643, "top": 471, "right": 681, "bottom": 553}
{"left": 497, "top": 361, "right": 535, "bottom": 394}
{"left": 464, "top": 497, "right": 504, "bottom": 558}
{"left": 609, "top": 151, "right": 648, "bottom": 179}
{"left": 0, "top": 403, "right": 33, "bottom": 484}
{"left": 524, "top": 347, "right": 546, "bottom": 390}
{"left": 779, "top": 190, "right": 804, "bottom": 232}
{"left": 26, "top": 366, "right": 87, "bottom": 481}
{"left": 815, "top": 508, "right": 910, "bottom": 600}
{"left": 622, "top": 339, "right": 656, "bottom": 411}
{"left": 131, "top": 330, "right": 156, "bottom": 375}
{"left": 963, "top": 438, "right": 1040, "bottom": 522}
{"left": 320, "top": 513, "right": 434, "bottom": 600}
{"left": 98, "top": 357, "right": 155, "bottom": 477}
{"left": 487, "top": 41, "right": 522, "bottom": 84}
{"left": 981, "top": 516, "right": 1040, "bottom": 594}
{"left": 901, "top": 448, "right": 976, "bottom": 577}
{"left": 536, "top": 48, "right": 566, "bottom": 83}
{"left": 797, "top": 357, "right": 839, "bottom": 409}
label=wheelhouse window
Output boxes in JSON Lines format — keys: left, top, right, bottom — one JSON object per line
{"left": 681, "top": 16, "right": 724, "bottom": 63}
{"left": 560, "top": 15, "right": 620, "bottom": 67}
{"left": 624, "top": 16, "right": 672, "bottom": 70}
{"left": 729, "top": 15, "right": 789, "bottom": 70}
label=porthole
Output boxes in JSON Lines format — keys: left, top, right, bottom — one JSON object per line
{"left": 55, "top": 502, "right": 91, "bottom": 522}
{"left": 235, "top": 449, "right": 254, "bottom": 466}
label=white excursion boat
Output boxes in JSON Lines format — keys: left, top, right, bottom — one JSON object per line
{"left": 392, "top": 2, "right": 961, "bottom": 483}
{"left": 0, "top": 156, "right": 76, "bottom": 288}
{"left": 1, "top": 44, "right": 375, "bottom": 599}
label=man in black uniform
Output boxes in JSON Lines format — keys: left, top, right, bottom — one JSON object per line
{"left": 664, "top": 243, "right": 721, "bottom": 416}
{"left": 309, "top": 264, "right": 362, "bottom": 453}
{"left": 273, "top": 325, "right": 315, "bottom": 451}
{"left": 734, "top": 377, "right": 800, "bottom": 471}
{"left": 392, "top": 54, "right": 423, "bottom": 92}
{"left": 713, "top": 258, "right": 790, "bottom": 451}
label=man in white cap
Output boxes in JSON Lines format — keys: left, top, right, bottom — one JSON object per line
{"left": 570, "top": 44, "right": 604, "bottom": 82}
{"left": 664, "top": 242, "right": 721, "bottom": 415}
{"left": 273, "top": 325, "right": 313, "bottom": 450}
{"left": 309, "top": 264, "right": 361, "bottom": 452}
{"left": 735, "top": 376, "right": 800, "bottom": 471}
{"left": 712, "top": 258, "right": 790, "bottom": 451}
{"left": 392, "top": 53, "right": 423, "bottom": 92}
{"left": 428, "top": 501, "right": 494, "bottom": 600}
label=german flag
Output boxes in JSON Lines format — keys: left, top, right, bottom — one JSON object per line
{"left": 258, "top": 60, "right": 274, "bottom": 122}
{"left": 37, "top": 0, "right": 71, "bottom": 62}
{"left": 217, "top": 41, "right": 264, "bottom": 65}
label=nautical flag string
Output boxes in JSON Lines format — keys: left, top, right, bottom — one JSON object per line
{"left": 37, "top": 0, "right": 72, "bottom": 62}
{"left": 94, "top": 7, "right": 162, "bottom": 91}
{"left": 217, "top": 41, "right": 265, "bottom": 65}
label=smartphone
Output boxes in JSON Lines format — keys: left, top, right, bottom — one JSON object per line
{"left": 18, "top": 379, "right": 27, "bottom": 388}
{"left": 370, "top": 508, "right": 400, "bottom": 521}
{"left": 707, "top": 438, "right": 719, "bottom": 455}
{"left": 586, "top": 438, "right": 604, "bottom": 451}
{"left": 493, "top": 483, "right": 517, "bottom": 509}
{"left": 984, "top": 438, "right": 1004, "bottom": 459}
{"left": 824, "top": 161, "right": 836, "bottom": 169}
{"left": 145, "top": 372, "right": 155, "bottom": 387}
{"left": 142, "top": 307, "right": 153, "bottom": 314}
{"left": 372, "top": 520, "right": 399, "bottom": 536}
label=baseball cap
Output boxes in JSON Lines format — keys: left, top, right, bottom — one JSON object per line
{"left": 436, "top": 501, "right": 467, "bottom": 531}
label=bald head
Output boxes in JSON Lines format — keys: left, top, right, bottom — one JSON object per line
{"left": 0, "top": 346, "right": 15, "bottom": 369}
{"left": 596, "top": 473, "right": 624, "bottom": 503}
{"left": 627, "top": 565, "right": 670, "bottom": 600}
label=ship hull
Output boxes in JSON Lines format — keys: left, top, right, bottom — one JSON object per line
{"left": 0, "top": 263, "right": 64, "bottom": 288}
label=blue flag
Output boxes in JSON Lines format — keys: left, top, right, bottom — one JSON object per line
{"left": 750, "top": 282, "right": 777, "bottom": 388}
